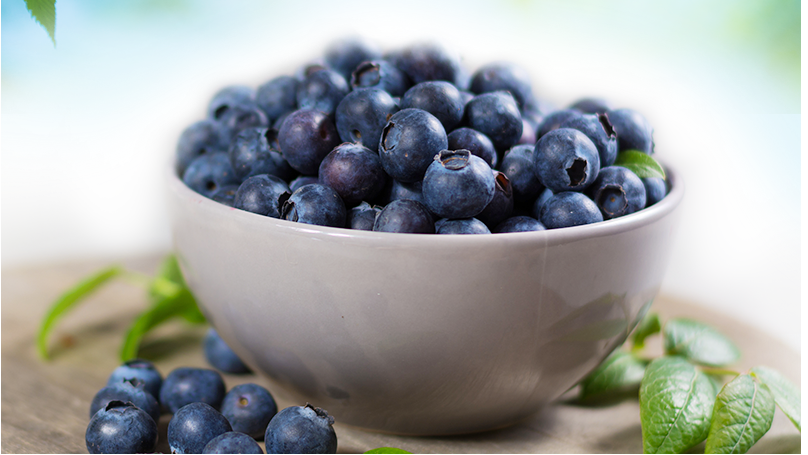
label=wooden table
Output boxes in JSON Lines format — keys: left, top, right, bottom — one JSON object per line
{"left": 2, "top": 255, "right": 800, "bottom": 453}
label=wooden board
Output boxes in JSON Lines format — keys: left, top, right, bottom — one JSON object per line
{"left": 1, "top": 255, "right": 801, "bottom": 453}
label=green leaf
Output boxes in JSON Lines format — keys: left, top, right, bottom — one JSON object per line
{"left": 750, "top": 366, "right": 801, "bottom": 431}
{"left": 24, "top": 0, "right": 56, "bottom": 46}
{"left": 632, "top": 312, "right": 661, "bottom": 351}
{"left": 579, "top": 350, "right": 647, "bottom": 401}
{"left": 640, "top": 356, "right": 716, "bottom": 453}
{"left": 37, "top": 265, "right": 123, "bottom": 360}
{"left": 364, "top": 448, "right": 412, "bottom": 454}
{"left": 663, "top": 318, "right": 740, "bottom": 367}
{"left": 149, "top": 254, "right": 205, "bottom": 325}
{"left": 614, "top": 150, "right": 666, "bottom": 180}
{"left": 705, "top": 374, "right": 775, "bottom": 454}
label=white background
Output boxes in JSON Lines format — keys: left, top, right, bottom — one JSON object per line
{"left": 2, "top": 1, "right": 801, "bottom": 350}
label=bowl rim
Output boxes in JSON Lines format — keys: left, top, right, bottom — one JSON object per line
{"left": 168, "top": 161, "right": 683, "bottom": 248}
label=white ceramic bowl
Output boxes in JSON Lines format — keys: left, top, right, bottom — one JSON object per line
{"left": 167, "top": 165, "right": 684, "bottom": 435}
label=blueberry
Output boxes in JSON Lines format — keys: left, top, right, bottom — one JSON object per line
{"left": 531, "top": 187, "right": 554, "bottom": 219}
{"left": 447, "top": 127, "right": 497, "bottom": 168}
{"left": 500, "top": 144, "right": 545, "bottom": 207}
{"left": 220, "top": 383, "right": 278, "bottom": 439}
{"left": 183, "top": 152, "right": 241, "bottom": 198}
{"left": 378, "top": 179, "right": 427, "bottom": 207}
{"left": 464, "top": 91, "right": 523, "bottom": 151}
{"left": 86, "top": 401, "right": 158, "bottom": 454}
{"left": 385, "top": 42, "right": 464, "bottom": 86}
{"left": 436, "top": 218, "right": 491, "bottom": 235}
{"left": 281, "top": 184, "right": 346, "bottom": 227}
{"left": 296, "top": 69, "right": 349, "bottom": 116}
{"left": 351, "top": 60, "right": 411, "bottom": 97}
{"left": 422, "top": 149, "right": 496, "bottom": 219}
{"left": 373, "top": 199, "right": 435, "bottom": 233}
{"left": 264, "top": 404, "right": 337, "bottom": 454}
{"left": 585, "top": 166, "right": 646, "bottom": 219}
{"left": 533, "top": 128, "right": 600, "bottom": 192}
{"left": 318, "top": 143, "right": 387, "bottom": 207}
{"left": 324, "top": 36, "right": 383, "bottom": 80}
{"left": 476, "top": 170, "right": 514, "bottom": 229}
{"left": 335, "top": 88, "right": 399, "bottom": 152}
{"left": 168, "top": 402, "right": 233, "bottom": 454}
{"left": 217, "top": 104, "right": 270, "bottom": 145}
{"left": 233, "top": 174, "right": 291, "bottom": 218}
{"left": 494, "top": 215, "right": 546, "bottom": 233}
{"left": 378, "top": 108, "right": 448, "bottom": 183}
{"left": 204, "top": 328, "right": 252, "bottom": 374}
{"left": 400, "top": 81, "right": 465, "bottom": 131}
{"left": 176, "top": 119, "right": 229, "bottom": 175}
{"left": 256, "top": 76, "right": 299, "bottom": 124}
{"left": 288, "top": 175, "right": 320, "bottom": 192}
{"left": 229, "top": 127, "right": 295, "bottom": 181}
{"left": 278, "top": 109, "right": 341, "bottom": 175}
{"left": 90, "top": 378, "right": 161, "bottom": 424}
{"left": 536, "top": 109, "right": 583, "bottom": 139}
{"left": 208, "top": 85, "right": 257, "bottom": 120}
{"left": 160, "top": 367, "right": 227, "bottom": 413}
{"left": 203, "top": 432, "right": 264, "bottom": 454}
{"left": 559, "top": 113, "right": 618, "bottom": 168}
{"left": 517, "top": 117, "right": 538, "bottom": 146}
{"left": 607, "top": 108, "right": 654, "bottom": 154}
{"left": 212, "top": 185, "right": 240, "bottom": 207}
{"left": 349, "top": 202, "right": 381, "bottom": 230}
{"left": 469, "top": 62, "right": 536, "bottom": 110}
{"left": 569, "top": 97, "right": 613, "bottom": 114}
{"left": 540, "top": 192, "right": 603, "bottom": 229}
{"left": 642, "top": 177, "right": 667, "bottom": 207}
{"left": 107, "top": 358, "right": 163, "bottom": 400}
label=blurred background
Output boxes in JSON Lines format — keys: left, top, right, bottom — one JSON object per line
{"left": 2, "top": 0, "right": 800, "bottom": 350}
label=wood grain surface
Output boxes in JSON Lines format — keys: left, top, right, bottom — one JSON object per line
{"left": 1, "top": 255, "right": 800, "bottom": 454}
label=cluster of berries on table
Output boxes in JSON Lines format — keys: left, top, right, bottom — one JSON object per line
{"left": 86, "top": 330, "right": 337, "bottom": 454}
{"left": 177, "top": 37, "right": 666, "bottom": 234}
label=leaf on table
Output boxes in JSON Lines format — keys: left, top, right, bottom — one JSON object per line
{"left": 750, "top": 366, "right": 801, "bottom": 431}
{"left": 37, "top": 265, "right": 123, "bottom": 360}
{"left": 364, "top": 448, "right": 412, "bottom": 454}
{"left": 663, "top": 318, "right": 740, "bottom": 367}
{"left": 614, "top": 150, "right": 666, "bottom": 179}
{"left": 24, "top": 0, "right": 56, "bottom": 45}
{"left": 705, "top": 374, "right": 775, "bottom": 454}
{"left": 579, "top": 350, "right": 647, "bottom": 402}
{"left": 632, "top": 312, "right": 661, "bottom": 351}
{"left": 640, "top": 355, "right": 716, "bottom": 454}
{"left": 149, "top": 254, "right": 205, "bottom": 324}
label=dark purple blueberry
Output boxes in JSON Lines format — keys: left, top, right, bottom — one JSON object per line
{"left": 256, "top": 76, "right": 299, "bottom": 125}
{"left": 296, "top": 69, "right": 349, "bottom": 116}
{"left": 281, "top": 184, "right": 346, "bottom": 228}
{"left": 335, "top": 88, "right": 399, "bottom": 152}
{"left": 464, "top": 91, "right": 523, "bottom": 151}
{"left": 289, "top": 175, "right": 320, "bottom": 192}
{"left": 422, "top": 150, "right": 496, "bottom": 219}
{"left": 159, "top": 367, "right": 226, "bottom": 414}
{"left": 233, "top": 174, "right": 291, "bottom": 218}
{"left": 229, "top": 127, "right": 295, "bottom": 181}
{"left": 500, "top": 144, "right": 545, "bottom": 206}
{"left": 168, "top": 402, "right": 232, "bottom": 454}
{"left": 436, "top": 218, "right": 491, "bottom": 235}
{"left": 569, "top": 97, "right": 613, "bottom": 114}
{"left": 351, "top": 60, "right": 411, "bottom": 97}
{"left": 217, "top": 104, "right": 270, "bottom": 145}
{"left": 495, "top": 216, "right": 546, "bottom": 233}
{"left": 208, "top": 85, "right": 257, "bottom": 120}
{"left": 324, "top": 37, "right": 382, "bottom": 80}
{"left": 560, "top": 113, "right": 618, "bottom": 168}
{"left": 607, "top": 108, "right": 655, "bottom": 154}
{"left": 86, "top": 401, "right": 158, "bottom": 454}
{"left": 265, "top": 405, "right": 337, "bottom": 454}
{"left": 220, "top": 383, "right": 277, "bottom": 440}
{"left": 176, "top": 119, "right": 229, "bottom": 175}
{"left": 476, "top": 171, "right": 514, "bottom": 229}
{"left": 273, "top": 111, "right": 292, "bottom": 130}
{"left": 349, "top": 202, "right": 381, "bottom": 230}
{"left": 536, "top": 109, "right": 583, "bottom": 139}
{"left": 204, "top": 432, "right": 264, "bottom": 454}
{"left": 533, "top": 128, "right": 600, "bottom": 192}
{"left": 447, "top": 128, "right": 498, "bottom": 168}
{"left": 385, "top": 42, "right": 464, "bottom": 86}
{"left": 400, "top": 81, "right": 465, "bottom": 131}
{"left": 517, "top": 117, "right": 538, "bottom": 146}
{"left": 296, "top": 59, "right": 329, "bottom": 80}
{"left": 469, "top": 62, "right": 536, "bottom": 110}
{"left": 183, "top": 152, "right": 241, "bottom": 198}
{"left": 531, "top": 187, "right": 554, "bottom": 219}
{"left": 211, "top": 185, "right": 240, "bottom": 207}
{"left": 540, "top": 192, "right": 603, "bottom": 229}
{"left": 204, "top": 328, "right": 252, "bottom": 374}
{"left": 318, "top": 143, "right": 387, "bottom": 207}
{"left": 373, "top": 199, "right": 435, "bottom": 234}
{"left": 642, "top": 177, "right": 667, "bottom": 206}
{"left": 90, "top": 379, "right": 160, "bottom": 424}
{"left": 378, "top": 108, "right": 448, "bottom": 183}
{"left": 107, "top": 359, "right": 163, "bottom": 400}
{"left": 585, "top": 166, "right": 647, "bottom": 219}
{"left": 378, "top": 179, "right": 426, "bottom": 206}
{"left": 278, "top": 109, "right": 341, "bottom": 175}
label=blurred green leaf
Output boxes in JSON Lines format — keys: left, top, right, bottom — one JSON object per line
{"left": 631, "top": 312, "right": 661, "bottom": 351}
{"left": 579, "top": 350, "right": 647, "bottom": 402}
{"left": 24, "top": 0, "right": 56, "bottom": 46}
{"left": 750, "top": 366, "right": 801, "bottom": 431}
{"left": 365, "top": 448, "right": 411, "bottom": 454}
{"left": 663, "top": 318, "right": 740, "bottom": 367}
{"left": 705, "top": 374, "right": 775, "bottom": 454}
{"left": 614, "top": 150, "right": 666, "bottom": 180}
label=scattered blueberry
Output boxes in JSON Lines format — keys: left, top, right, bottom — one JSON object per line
{"left": 281, "top": 184, "right": 347, "bottom": 228}
{"left": 318, "top": 143, "right": 387, "bottom": 207}
{"left": 204, "top": 328, "right": 252, "bottom": 374}
{"left": 86, "top": 401, "right": 158, "bottom": 454}
{"left": 278, "top": 109, "right": 342, "bottom": 175}
{"left": 107, "top": 358, "right": 163, "bottom": 400}
{"left": 464, "top": 91, "right": 523, "bottom": 151}
{"left": 400, "top": 81, "right": 465, "bottom": 131}
{"left": 378, "top": 108, "right": 448, "bottom": 183}
{"left": 90, "top": 378, "right": 161, "bottom": 424}
{"left": 233, "top": 174, "right": 291, "bottom": 219}
{"left": 540, "top": 191, "right": 603, "bottom": 229}
{"left": 373, "top": 199, "right": 435, "bottom": 233}
{"left": 533, "top": 128, "right": 600, "bottom": 193}
{"left": 422, "top": 149, "right": 496, "bottom": 219}
{"left": 559, "top": 113, "right": 618, "bottom": 168}
{"left": 203, "top": 432, "right": 264, "bottom": 454}
{"left": 160, "top": 367, "right": 227, "bottom": 413}
{"left": 335, "top": 88, "right": 399, "bottom": 152}
{"left": 264, "top": 404, "right": 337, "bottom": 454}
{"left": 168, "top": 402, "right": 233, "bottom": 454}
{"left": 220, "top": 383, "right": 278, "bottom": 439}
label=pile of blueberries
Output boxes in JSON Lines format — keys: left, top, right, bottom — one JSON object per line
{"left": 86, "top": 330, "right": 337, "bottom": 454}
{"left": 178, "top": 38, "right": 666, "bottom": 234}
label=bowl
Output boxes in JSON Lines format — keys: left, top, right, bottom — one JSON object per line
{"left": 167, "top": 164, "right": 684, "bottom": 435}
